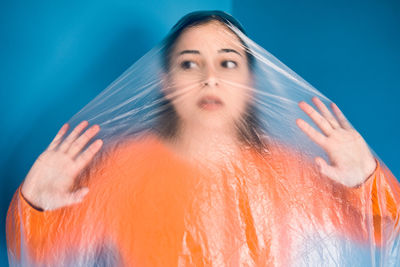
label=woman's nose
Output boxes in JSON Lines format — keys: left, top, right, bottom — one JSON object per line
{"left": 202, "top": 67, "right": 219, "bottom": 87}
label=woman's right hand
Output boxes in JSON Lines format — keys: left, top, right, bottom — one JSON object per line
{"left": 21, "top": 120, "right": 103, "bottom": 211}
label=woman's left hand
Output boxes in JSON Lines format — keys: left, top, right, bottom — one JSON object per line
{"left": 296, "top": 96, "right": 377, "bottom": 187}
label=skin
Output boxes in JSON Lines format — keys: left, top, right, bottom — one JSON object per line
{"left": 296, "top": 97, "right": 377, "bottom": 187}
{"left": 21, "top": 21, "right": 376, "bottom": 211}
{"left": 21, "top": 121, "right": 103, "bottom": 210}
{"left": 162, "top": 21, "right": 253, "bottom": 163}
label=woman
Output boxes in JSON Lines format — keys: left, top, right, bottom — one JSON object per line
{"left": 6, "top": 10, "right": 400, "bottom": 266}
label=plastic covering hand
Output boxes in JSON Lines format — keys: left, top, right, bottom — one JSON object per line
{"left": 297, "top": 96, "right": 377, "bottom": 187}
{"left": 21, "top": 121, "right": 103, "bottom": 210}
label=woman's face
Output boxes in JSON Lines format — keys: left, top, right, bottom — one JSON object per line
{"left": 164, "top": 21, "right": 253, "bottom": 131}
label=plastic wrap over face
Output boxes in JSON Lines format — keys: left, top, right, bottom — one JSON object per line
{"left": 6, "top": 13, "right": 400, "bottom": 267}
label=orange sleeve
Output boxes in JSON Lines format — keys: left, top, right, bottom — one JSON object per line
{"left": 5, "top": 151, "right": 116, "bottom": 267}
{"left": 276, "top": 145, "right": 400, "bottom": 247}
{"left": 341, "top": 159, "right": 400, "bottom": 245}
{"left": 6, "top": 182, "right": 103, "bottom": 266}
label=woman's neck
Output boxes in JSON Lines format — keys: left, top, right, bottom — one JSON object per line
{"left": 166, "top": 123, "right": 242, "bottom": 166}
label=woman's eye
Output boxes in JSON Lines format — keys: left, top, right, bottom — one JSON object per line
{"left": 221, "top": 60, "right": 237, "bottom": 69}
{"left": 180, "top": 60, "right": 198, "bottom": 70}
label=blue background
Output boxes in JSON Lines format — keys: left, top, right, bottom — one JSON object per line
{"left": 1, "top": 0, "right": 398, "bottom": 265}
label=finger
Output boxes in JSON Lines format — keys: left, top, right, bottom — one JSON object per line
{"left": 296, "top": 119, "right": 327, "bottom": 147}
{"left": 67, "top": 124, "right": 101, "bottom": 158}
{"left": 58, "top": 121, "right": 89, "bottom": 152}
{"left": 75, "top": 139, "right": 103, "bottom": 170}
{"left": 315, "top": 157, "right": 338, "bottom": 181}
{"left": 311, "top": 97, "right": 340, "bottom": 129}
{"left": 331, "top": 103, "right": 352, "bottom": 130}
{"left": 298, "top": 101, "right": 333, "bottom": 136}
{"left": 48, "top": 123, "right": 70, "bottom": 150}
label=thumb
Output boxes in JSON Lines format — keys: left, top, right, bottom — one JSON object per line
{"left": 315, "top": 157, "right": 336, "bottom": 180}
{"left": 67, "top": 187, "right": 90, "bottom": 205}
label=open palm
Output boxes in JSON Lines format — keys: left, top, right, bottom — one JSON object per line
{"left": 296, "top": 97, "right": 377, "bottom": 187}
{"left": 21, "top": 121, "right": 103, "bottom": 210}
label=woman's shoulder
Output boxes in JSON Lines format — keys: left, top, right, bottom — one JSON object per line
{"left": 105, "top": 133, "right": 165, "bottom": 161}
{"left": 257, "top": 135, "right": 310, "bottom": 163}
{"left": 249, "top": 135, "right": 318, "bottom": 177}
{"left": 81, "top": 133, "right": 168, "bottom": 183}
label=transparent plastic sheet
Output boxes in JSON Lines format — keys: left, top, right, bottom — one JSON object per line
{"left": 6, "top": 11, "right": 400, "bottom": 267}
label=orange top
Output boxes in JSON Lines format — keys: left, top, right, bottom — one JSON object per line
{"left": 6, "top": 135, "right": 400, "bottom": 266}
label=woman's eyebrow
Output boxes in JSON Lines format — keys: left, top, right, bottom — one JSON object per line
{"left": 218, "top": 48, "right": 242, "bottom": 56}
{"left": 178, "top": 50, "right": 200, "bottom": 56}
{"left": 178, "top": 49, "right": 242, "bottom": 56}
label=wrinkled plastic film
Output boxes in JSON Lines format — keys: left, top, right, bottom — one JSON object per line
{"left": 6, "top": 17, "right": 400, "bottom": 266}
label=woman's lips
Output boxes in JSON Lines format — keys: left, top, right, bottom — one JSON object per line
{"left": 197, "top": 95, "right": 224, "bottom": 111}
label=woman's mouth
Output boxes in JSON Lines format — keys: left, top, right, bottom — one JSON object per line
{"left": 197, "top": 95, "right": 224, "bottom": 111}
